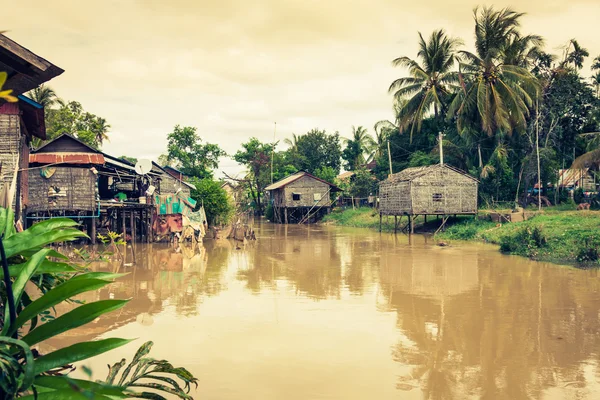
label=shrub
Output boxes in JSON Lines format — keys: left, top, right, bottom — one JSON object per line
{"left": 500, "top": 225, "right": 547, "bottom": 258}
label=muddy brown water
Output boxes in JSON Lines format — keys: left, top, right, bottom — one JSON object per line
{"left": 39, "top": 222, "right": 600, "bottom": 399}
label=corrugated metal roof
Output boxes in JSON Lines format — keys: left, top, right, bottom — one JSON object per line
{"left": 384, "top": 164, "right": 478, "bottom": 183}
{"left": 337, "top": 171, "right": 355, "bottom": 181}
{"left": 29, "top": 153, "right": 105, "bottom": 165}
{"left": 265, "top": 171, "right": 341, "bottom": 191}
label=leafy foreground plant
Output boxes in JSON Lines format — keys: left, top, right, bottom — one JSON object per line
{"left": 0, "top": 208, "right": 198, "bottom": 399}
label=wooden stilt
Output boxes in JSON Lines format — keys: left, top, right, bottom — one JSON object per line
{"left": 90, "top": 211, "right": 96, "bottom": 245}
{"left": 409, "top": 215, "right": 414, "bottom": 234}
{"left": 424, "top": 215, "right": 427, "bottom": 224}
{"left": 379, "top": 213, "right": 382, "bottom": 232}
{"left": 394, "top": 215, "right": 397, "bottom": 234}
{"left": 130, "top": 210, "right": 135, "bottom": 242}
{"left": 121, "top": 208, "right": 126, "bottom": 241}
{"left": 284, "top": 207, "right": 288, "bottom": 224}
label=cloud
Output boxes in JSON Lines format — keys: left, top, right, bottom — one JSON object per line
{"left": 4, "top": 0, "right": 600, "bottom": 180}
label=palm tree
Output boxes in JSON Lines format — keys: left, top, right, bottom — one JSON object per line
{"left": 561, "top": 39, "right": 589, "bottom": 70}
{"left": 572, "top": 132, "right": 600, "bottom": 169}
{"left": 93, "top": 117, "right": 111, "bottom": 146}
{"left": 501, "top": 33, "right": 544, "bottom": 69}
{"left": 342, "top": 126, "right": 375, "bottom": 169}
{"left": 389, "top": 29, "right": 462, "bottom": 141}
{"left": 29, "top": 84, "right": 57, "bottom": 108}
{"left": 448, "top": 7, "right": 540, "bottom": 137}
{"left": 592, "top": 72, "right": 600, "bottom": 99}
{"left": 283, "top": 133, "right": 299, "bottom": 150}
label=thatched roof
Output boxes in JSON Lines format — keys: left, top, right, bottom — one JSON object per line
{"left": 265, "top": 171, "right": 341, "bottom": 191}
{"left": 385, "top": 164, "right": 478, "bottom": 183}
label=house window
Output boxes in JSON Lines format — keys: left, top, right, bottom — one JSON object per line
{"left": 292, "top": 193, "right": 301, "bottom": 201}
{"left": 314, "top": 193, "right": 322, "bottom": 201}
{"left": 432, "top": 193, "right": 443, "bottom": 202}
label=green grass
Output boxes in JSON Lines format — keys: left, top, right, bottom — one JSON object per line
{"left": 323, "top": 207, "right": 600, "bottom": 266}
{"left": 439, "top": 211, "right": 600, "bottom": 266}
{"left": 322, "top": 207, "right": 395, "bottom": 231}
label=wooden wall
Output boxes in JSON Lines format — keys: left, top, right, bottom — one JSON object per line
{"left": 274, "top": 176, "right": 331, "bottom": 208}
{"left": 0, "top": 112, "right": 22, "bottom": 211}
{"left": 27, "top": 167, "right": 97, "bottom": 213}
{"left": 379, "top": 169, "right": 477, "bottom": 216}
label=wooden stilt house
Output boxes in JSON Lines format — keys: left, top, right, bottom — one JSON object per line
{"left": 265, "top": 171, "right": 341, "bottom": 224}
{"left": 378, "top": 164, "right": 478, "bottom": 233}
{"left": 0, "top": 34, "right": 63, "bottom": 221}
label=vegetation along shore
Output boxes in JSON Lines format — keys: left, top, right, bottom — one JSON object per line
{"left": 322, "top": 207, "right": 600, "bottom": 266}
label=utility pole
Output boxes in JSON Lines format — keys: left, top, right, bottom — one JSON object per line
{"left": 438, "top": 132, "right": 444, "bottom": 166}
{"left": 271, "top": 122, "right": 276, "bottom": 185}
{"left": 387, "top": 140, "right": 393, "bottom": 176}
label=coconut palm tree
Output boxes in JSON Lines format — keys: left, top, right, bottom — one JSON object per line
{"left": 448, "top": 7, "right": 540, "bottom": 137}
{"left": 29, "top": 84, "right": 57, "bottom": 108}
{"left": 389, "top": 29, "right": 462, "bottom": 141}
{"left": 342, "top": 126, "right": 376, "bottom": 170}
{"left": 592, "top": 72, "right": 600, "bottom": 99}
{"left": 561, "top": 39, "right": 589, "bottom": 70}
{"left": 501, "top": 33, "right": 544, "bottom": 69}
{"left": 284, "top": 133, "right": 299, "bottom": 150}
{"left": 93, "top": 117, "right": 111, "bottom": 146}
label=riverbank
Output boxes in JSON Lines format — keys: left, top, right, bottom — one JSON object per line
{"left": 322, "top": 208, "right": 600, "bottom": 266}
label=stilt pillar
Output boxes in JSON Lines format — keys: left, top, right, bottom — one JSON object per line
{"left": 90, "top": 211, "right": 96, "bottom": 245}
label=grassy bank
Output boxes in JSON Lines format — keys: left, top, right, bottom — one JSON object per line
{"left": 323, "top": 207, "right": 600, "bottom": 266}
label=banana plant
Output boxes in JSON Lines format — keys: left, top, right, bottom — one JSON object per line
{"left": 0, "top": 208, "right": 198, "bottom": 399}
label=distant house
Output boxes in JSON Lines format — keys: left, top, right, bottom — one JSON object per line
{"left": 379, "top": 164, "right": 478, "bottom": 232}
{"left": 0, "top": 34, "right": 63, "bottom": 220}
{"left": 265, "top": 171, "right": 341, "bottom": 224}
{"left": 558, "top": 168, "right": 596, "bottom": 191}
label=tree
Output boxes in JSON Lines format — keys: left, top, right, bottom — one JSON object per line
{"left": 189, "top": 178, "right": 233, "bottom": 225}
{"left": 350, "top": 168, "right": 376, "bottom": 198}
{"left": 119, "top": 155, "right": 138, "bottom": 164}
{"left": 389, "top": 29, "right": 462, "bottom": 141}
{"left": 28, "top": 83, "right": 57, "bottom": 108}
{"left": 561, "top": 39, "right": 589, "bottom": 70}
{"left": 313, "top": 166, "right": 337, "bottom": 184}
{"left": 291, "top": 129, "right": 342, "bottom": 174}
{"left": 165, "top": 125, "right": 225, "bottom": 180}
{"left": 449, "top": 7, "right": 540, "bottom": 138}
{"left": 233, "top": 138, "right": 275, "bottom": 216}
{"left": 45, "top": 100, "right": 112, "bottom": 149}
{"left": 342, "top": 126, "right": 375, "bottom": 171}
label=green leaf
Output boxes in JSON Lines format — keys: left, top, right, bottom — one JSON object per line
{"left": 69, "top": 272, "right": 129, "bottom": 282}
{"left": 19, "top": 389, "right": 114, "bottom": 399}
{"left": 33, "top": 376, "right": 128, "bottom": 397}
{"left": 34, "top": 338, "right": 134, "bottom": 375}
{"left": 11, "top": 249, "right": 51, "bottom": 305}
{"left": 0, "top": 260, "right": 78, "bottom": 279}
{"left": 22, "top": 300, "right": 129, "bottom": 346}
{"left": 3, "top": 222, "right": 87, "bottom": 258}
{"left": 5, "top": 278, "right": 113, "bottom": 336}
{"left": 2, "top": 249, "right": 50, "bottom": 330}
{"left": 0, "top": 337, "right": 35, "bottom": 392}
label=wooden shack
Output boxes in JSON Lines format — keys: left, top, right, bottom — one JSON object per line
{"left": 265, "top": 171, "right": 341, "bottom": 224}
{"left": 379, "top": 164, "right": 478, "bottom": 232}
{"left": 0, "top": 34, "right": 63, "bottom": 220}
{"left": 28, "top": 134, "right": 104, "bottom": 215}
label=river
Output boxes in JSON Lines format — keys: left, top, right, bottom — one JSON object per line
{"left": 40, "top": 222, "right": 600, "bottom": 399}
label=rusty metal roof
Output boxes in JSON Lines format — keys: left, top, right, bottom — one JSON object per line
{"left": 29, "top": 152, "right": 105, "bottom": 165}
{"left": 265, "top": 171, "right": 341, "bottom": 191}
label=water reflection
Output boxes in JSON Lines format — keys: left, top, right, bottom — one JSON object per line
{"left": 39, "top": 223, "right": 600, "bottom": 399}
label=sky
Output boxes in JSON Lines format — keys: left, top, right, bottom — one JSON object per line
{"left": 5, "top": 0, "right": 600, "bottom": 178}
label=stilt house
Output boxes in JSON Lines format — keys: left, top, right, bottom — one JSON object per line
{"left": 0, "top": 34, "right": 63, "bottom": 220}
{"left": 379, "top": 164, "right": 478, "bottom": 231}
{"left": 265, "top": 171, "right": 341, "bottom": 224}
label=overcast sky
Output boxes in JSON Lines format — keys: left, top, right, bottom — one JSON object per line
{"left": 6, "top": 0, "right": 600, "bottom": 178}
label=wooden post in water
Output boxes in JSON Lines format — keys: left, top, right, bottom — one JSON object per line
{"left": 379, "top": 213, "right": 382, "bottom": 232}
{"left": 394, "top": 215, "right": 397, "bottom": 234}
{"left": 284, "top": 207, "right": 288, "bottom": 224}
{"left": 90, "top": 211, "right": 96, "bottom": 245}
{"left": 130, "top": 210, "right": 135, "bottom": 242}
{"left": 121, "top": 208, "right": 126, "bottom": 241}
